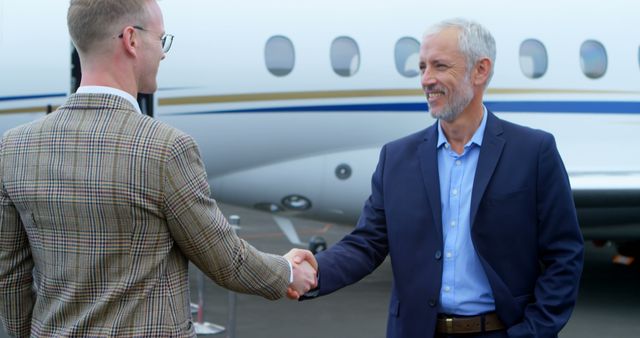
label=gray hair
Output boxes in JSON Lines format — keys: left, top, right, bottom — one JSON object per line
{"left": 424, "top": 18, "right": 496, "bottom": 87}
{"left": 68, "top": 0, "right": 152, "bottom": 54}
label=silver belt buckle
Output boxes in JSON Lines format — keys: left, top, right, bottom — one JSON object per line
{"left": 446, "top": 317, "right": 454, "bottom": 333}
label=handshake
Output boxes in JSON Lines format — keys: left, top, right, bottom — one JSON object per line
{"left": 284, "top": 249, "right": 318, "bottom": 300}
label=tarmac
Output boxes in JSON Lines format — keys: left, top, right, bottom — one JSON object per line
{"left": 188, "top": 203, "right": 640, "bottom": 338}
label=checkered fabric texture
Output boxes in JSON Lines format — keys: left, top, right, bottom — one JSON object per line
{"left": 0, "top": 94, "right": 290, "bottom": 337}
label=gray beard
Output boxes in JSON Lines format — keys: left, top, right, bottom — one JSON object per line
{"left": 428, "top": 80, "right": 474, "bottom": 123}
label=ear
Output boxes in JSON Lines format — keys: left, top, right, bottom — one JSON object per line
{"left": 120, "top": 26, "right": 138, "bottom": 57}
{"left": 473, "top": 58, "right": 492, "bottom": 86}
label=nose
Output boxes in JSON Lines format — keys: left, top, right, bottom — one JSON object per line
{"left": 421, "top": 67, "right": 436, "bottom": 87}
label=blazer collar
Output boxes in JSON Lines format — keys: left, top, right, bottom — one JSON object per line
{"left": 418, "top": 122, "right": 443, "bottom": 239}
{"left": 75, "top": 86, "right": 141, "bottom": 114}
{"left": 470, "top": 111, "right": 505, "bottom": 227}
{"left": 60, "top": 92, "right": 141, "bottom": 116}
{"left": 419, "top": 110, "right": 505, "bottom": 231}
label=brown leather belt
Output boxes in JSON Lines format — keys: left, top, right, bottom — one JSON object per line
{"left": 436, "top": 312, "right": 505, "bottom": 334}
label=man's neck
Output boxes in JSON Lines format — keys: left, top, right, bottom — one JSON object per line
{"left": 79, "top": 75, "right": 137, "bottom": 99}
{"left": 440, "top": 103, "right": 484, "bottom": 154}
{"left": 78, "top": 55, "right": 138, "bottom": 99}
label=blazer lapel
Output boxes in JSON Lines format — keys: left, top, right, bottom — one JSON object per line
{"left": 470, "top": 111, "right": 505, "bottom": 227}
{"left": 418, "top": 123, "right": 443, "bottom": 239}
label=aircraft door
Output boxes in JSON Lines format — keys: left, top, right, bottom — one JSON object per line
{"left": 137, "top": 94, "right": 154, "bottom": 118}
{"left": 71, "top": 47, "right": 81, "bottom": 94}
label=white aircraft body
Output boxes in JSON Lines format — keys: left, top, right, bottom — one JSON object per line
{"left": 1, "top": 0, "right": 639, "bottom": 253}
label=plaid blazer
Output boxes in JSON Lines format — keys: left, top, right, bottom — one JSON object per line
{"left": 0, "top": 93, "right": 290, "bottom": 337}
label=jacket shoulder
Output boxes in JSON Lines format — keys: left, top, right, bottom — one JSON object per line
{"left": 144, "top": 117, "right": 197, "bottom": 152}
{"left": 1, "top": 115, "right": 48, "bottom": 140}
{"left": 495, "top": 114, "right": 554, "bottom": 144}
{"left": 384, "top": 125, "right": 433, "bottom": 151}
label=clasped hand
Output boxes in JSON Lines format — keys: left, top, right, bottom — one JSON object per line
{"left": 284, "top": 249, "right": 318, "bottom": 300}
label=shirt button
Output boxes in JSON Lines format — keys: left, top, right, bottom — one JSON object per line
{"left": 429, "top": 299, "right": 436, "bottom": 307}
{"left": 450, "top": 220, "right": 456, "bottom": 227}
{"left": 452, "top": 189, "right": 458, "bottom": 196}
{"left": 444, "top": 144, "right": 450, "bottom": 149}
{"left": 455, "top": 160, "right": 461, "bottom": 166}
{"left": 446, "top": 252, "right": 453, "bottom": 258}
{"left": 435, "top": 250, "right": 442, "bottom": 260}
{"left": 444, "top": 286, "right": 451, "bottom": 292}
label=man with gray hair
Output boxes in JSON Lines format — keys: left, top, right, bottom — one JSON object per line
{"left": 300, "top": 18, "right": 583, "bottom": 338}
{"left": 0, "top": 0, "right": 317, "bottom": 336}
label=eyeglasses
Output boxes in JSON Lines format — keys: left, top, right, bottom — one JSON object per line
{"left": 118, "top": 25, "right": 174, "bottom": 53}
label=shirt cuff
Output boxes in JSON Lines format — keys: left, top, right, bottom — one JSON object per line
{"left": 287, "top": 259, "right": 293, "bottom": 284}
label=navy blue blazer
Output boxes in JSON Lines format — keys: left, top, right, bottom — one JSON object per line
{"left": 310, "top": 112, "right": 584, "bottom": 337}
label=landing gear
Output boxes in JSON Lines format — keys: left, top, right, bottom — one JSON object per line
{"left": 308, "top": 236, "right": 327, "bottom": 254}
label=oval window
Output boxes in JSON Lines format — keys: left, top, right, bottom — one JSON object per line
{"left": 519, "top": 39, "right": 548, "bottom": 79}
{"left": 265, "top": 35, "right": 295, "bottom": 77}
{"left": 395, "top": 37, "right": 420, "bottom": 77}
{"left": 330, "top": 36, "right": 360, "bottom": 77}
{"left": 580, "top": 40, "right": 607, "bottom": 79}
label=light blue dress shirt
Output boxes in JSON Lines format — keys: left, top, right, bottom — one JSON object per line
{"left": 437, "top": 107, "right": 495, "bottom": 315}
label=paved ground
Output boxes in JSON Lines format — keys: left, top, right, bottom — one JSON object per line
{"left": 1, "top": 203, "right": 639, "bottom": 337}
{"left": 188, "top": 204, "right": 640, "bottom": 338}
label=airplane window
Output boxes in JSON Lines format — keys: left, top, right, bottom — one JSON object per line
{"left": 265, "top": 35, "right": 295, "bottom": 77}
{"left": 331, "top": 36, "right": 360, "bottom": 77}
{"left": 519, "top": 39, "right": 548, "bottom": 79}
{"left": 580, "top": 40, "right": 607, "bottom": 79}
{"left": 395, "top": 37, "right": 420, "bottom": 77}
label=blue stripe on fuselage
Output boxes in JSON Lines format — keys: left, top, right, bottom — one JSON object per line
{"left": 2, "top": 94, "right": 639, "bottom": 115}
{"left": 0, "top": 93, "right": 66, "bottom": 102}
{"left": 166, "top": 101, "right": 640, "bottom": 115}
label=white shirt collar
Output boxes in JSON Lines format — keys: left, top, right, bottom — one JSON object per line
{"left": 75, "top": 86, "right": 142, "bottom": 114}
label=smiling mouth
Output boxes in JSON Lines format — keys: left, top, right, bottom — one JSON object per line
{"left": 427, "top": 91, "right": 445, "bottom": 102}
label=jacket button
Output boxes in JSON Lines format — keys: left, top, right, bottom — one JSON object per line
{"left": 429, "top": 299, "right": 436, "bottom": 307}
{"left": 435, "top": 250, "right": 442, "bottom": 260}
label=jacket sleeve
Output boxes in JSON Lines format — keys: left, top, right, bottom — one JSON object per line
{"left": 309, "top": 145, "right": 390, "bottom": 297}
{"left": 508, "top": 134, "right": 584, "bottom": 337}
{"left": 0, "top": 138, "right": 35, "bottom": 338}
{"left": 161, "top": 134, "right": 290, "bottom": 300}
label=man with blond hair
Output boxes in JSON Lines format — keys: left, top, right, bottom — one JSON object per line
{"left": 0, "top": 0, "right": 316, "bottom": 336}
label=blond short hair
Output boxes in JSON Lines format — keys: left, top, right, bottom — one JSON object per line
{"left": 67, "top": 0, "right": 151, "bottom": 53}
